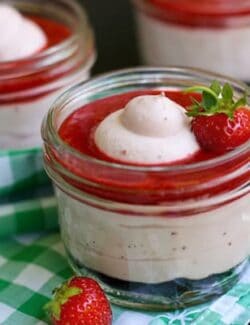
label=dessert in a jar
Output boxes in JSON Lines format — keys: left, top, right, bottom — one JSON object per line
{"left": 42, "top": 67, "right": 250, "bottom": 310}
{"left": 0, "top": 0, "right": 95, "bottom": 194}
{"left": 132, "top": 0, "right": 250, "bottom": 81}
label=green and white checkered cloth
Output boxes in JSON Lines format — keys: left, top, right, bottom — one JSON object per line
{"left": 0, "top": 148, "right": 49, "bottom": 196}
{"left": 0, "top": 154, "right": 250, "bottom": 324}
{"left": 0, "top": 148, "right": 56, "bottom": 239}
{"left": 0, "top": 233, "right": 249, "bottom": 325}
{"left": 0, "top": 196, "right": 57, "bottom": 239}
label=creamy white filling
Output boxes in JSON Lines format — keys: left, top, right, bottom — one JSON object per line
{"left": 0, "top": 69, "right": 91, "bottom": 150}
{"left": 0, "top": 92, "right": 60, "bottom": 149}
{"left": 0, "top": 5, "right": 47, "bottom": 61}
{"left": 58, "top": 189, "right": 250, "bottom": 283}
{"left": 136, "top": 11, "right": 250, "bottom": 80}
{"left": 95, "top": 94, "right": 199, "bottom": 164}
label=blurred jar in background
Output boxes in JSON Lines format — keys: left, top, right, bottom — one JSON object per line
{"left": 0, "top": 0, "right": 95, "bottom": 196}
{"left": 0, "top": 0, "right": 95, "bottom": 150}
{"left": 132, "top": 0, "right": 250, "bottom": 81}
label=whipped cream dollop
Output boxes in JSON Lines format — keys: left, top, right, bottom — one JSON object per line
{"left": 95, "top": 94, "right": 200, "bottom": 164}
{"left": 0, "top": 5, "right": 47, "bottom": 61}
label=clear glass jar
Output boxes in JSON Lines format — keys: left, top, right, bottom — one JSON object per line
{"left": 0, "top": 0, "right": 95, "bottom": 195}
{"left": 42, "top": 67, "right": 250, "bottom": 310}
{"left": 132, "top": 0, "right": 250, "bottom": 81}
{"left": 0, "top": 0, "right": 95, "bottom": 150}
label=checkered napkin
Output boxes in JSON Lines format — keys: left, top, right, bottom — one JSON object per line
{"left": 0, "top": 233, "right": 249, "bottom": 325}
{"left": 0, "top": 149, "right": 250, "bottom": 324}
{"left": 0, "top": 148, "right": 49, "bottom": 196}
{"left": 0, "top": 196, "right": 58, "bottom": 239}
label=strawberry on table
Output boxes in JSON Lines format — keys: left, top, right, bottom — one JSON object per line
{"left": 45, "top": 277, "right": 112, "bottom": 325}
{"left": 186, "top": 80, "right": 250, "bottom": 153}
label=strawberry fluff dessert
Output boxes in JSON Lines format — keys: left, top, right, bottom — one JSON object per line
{"left": 133, "top": 0, "right": 250, "bottom": 81}
{"left": 0, "top": 0, "right": 95, "bottom": 150}
{"left": 42, "top": 68, "right": 250, "bottom": 310}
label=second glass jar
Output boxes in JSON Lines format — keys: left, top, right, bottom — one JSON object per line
{"left": 133, "top": 0, "right": 250, "bottom": 82}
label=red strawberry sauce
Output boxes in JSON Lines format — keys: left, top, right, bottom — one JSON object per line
{"left": 59, "top": 90, "right": 218, "bottom": 165}
{"left": 0, "top": 16, "right": 71, "bottom": 104}
{"left": 138, "top": 0, "right": 250, "bottom": 27}
{"left": 30, "top": 16, "right": 71, "bottom": 49}
{"left": 51, "top": 90, "right": 249, "bottom": 207}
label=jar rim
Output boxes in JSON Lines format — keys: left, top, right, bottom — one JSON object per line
{"left": 0, "top": 0, "right": 94, "bottom": 77}
{"left": 43, "top": 66, "right": 250, "bottom": 174}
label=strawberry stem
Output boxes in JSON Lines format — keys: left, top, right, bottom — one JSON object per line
{"left": 185, "top": 86, "right": 218, "bottom": 104}
{"left": 44, "top": 281, "right": 82, "bottom": 320}
{"left": 185, "top": 80, "right": 248, "bottom": 118}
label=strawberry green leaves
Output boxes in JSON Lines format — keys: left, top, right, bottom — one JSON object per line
{"left": 45, "top": 281, "right": 82, "bottom": 320}
{"left": 185, "top": 80, "right": 248, "bottom": 119}
{"left": 210, "top": 80, "right": 221, "bottom": 96}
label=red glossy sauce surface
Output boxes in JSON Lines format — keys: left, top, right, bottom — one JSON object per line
{"left": 0, "top": 16, "right": 71, "bottom": 103}
{"left": 140, "top": 0, "right": 250, "bottom": 27}
{"left": 148, "top": 0, "right": 250, "bottom": 16}
{"left": 30, "top": 16, "right": 71, "bottom": 49}
{"left": 59, "top": 90, "right": 218, "bottom": 166}
{"left": 53, "top": 90, "right": 249, "bottom": 207}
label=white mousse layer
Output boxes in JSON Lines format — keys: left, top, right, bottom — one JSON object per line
{"left": 58, "top": 189, "right": 250, "bottom": 283}
{"left": 136, "top": 11, "right": 250, "bottom": 80}
{"left": 0, "top": 92, "right": 61, "bottom": 149}
{"left": 0, "top": 69, "right": 91, "bottom": 150}
{"left": 95, "top": 94, "right": 199, "bottom": 164}
{"left": 0, "top": 5, "right": 47, "bottom": 61}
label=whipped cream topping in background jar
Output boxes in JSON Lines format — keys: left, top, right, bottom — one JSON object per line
{"left": 132, "top": 0, "right": 250, "bottom": 81}
{"left": 42, "top": 67, "right": 250, "bottom": 310}
{"left": 0, "top": 0, "right": 95, "bottom": 151}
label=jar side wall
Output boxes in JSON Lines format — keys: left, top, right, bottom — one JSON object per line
{"left": 0, "top": 67, "right": 92, "bottom": 150}
{"left": 0, "top": 53, "right": 95, "bottom": 104}
{"left": 57, "top": 187, "right": 250, "bottom": 283}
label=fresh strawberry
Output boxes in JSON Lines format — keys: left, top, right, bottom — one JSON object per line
{"left": 191, "top": 108, "right": 250, "bottom": 153}
{"left": 45, "top": 277, "right": 112, "bottom": 325}
{"left": 186, "top": 80, "right": 250, "bottom": 153}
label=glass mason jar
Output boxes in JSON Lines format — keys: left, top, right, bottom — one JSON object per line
{"left": 0, "top": 0, "right": 95, "bottom": 195}
{"left": 42, "top": 67, "right": 250, "bottom": 310}
{"left": 132, "top": 0, "right": 250, "bottom": 81}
